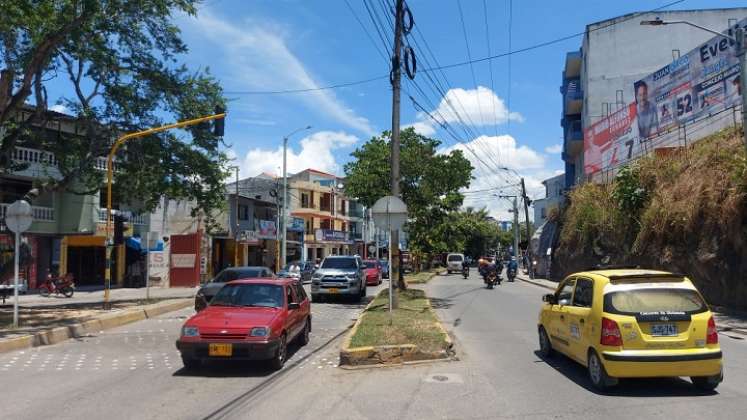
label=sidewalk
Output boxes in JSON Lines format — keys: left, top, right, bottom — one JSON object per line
{"left": 2, "top": 286, "right": 197, "bottom": 309}
{"left": 514, "top": 272, "right": 747, "bottom": 336}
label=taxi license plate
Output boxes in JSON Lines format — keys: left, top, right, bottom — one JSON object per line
{"left": 328, "top": 288, "right": 339, "bottom": 294}
{"left": 208, "top": 343, "right": 233, "bottom": 356}
{"left": 650, "top": 324, "right": 678, "bottom": 336}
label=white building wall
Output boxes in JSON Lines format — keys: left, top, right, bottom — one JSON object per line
{"left": 582, "top": 8, "right": 747, "bottom": 129}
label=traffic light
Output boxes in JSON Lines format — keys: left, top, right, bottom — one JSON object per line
{"left": 114, "top": 215, "right": 126, "bottom": 245}
{"left": 214, "top": 105, "right": 225, "bottom": 137}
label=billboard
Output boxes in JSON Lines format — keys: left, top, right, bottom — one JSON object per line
{"left": 257, "top": 220, "right": 277, "bottom": 239}
{"left": 584, "top": 18, "right": 745, "bottom": 175}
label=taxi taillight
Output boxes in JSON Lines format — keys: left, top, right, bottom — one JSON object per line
{"left": 601, "top": 317, "right": 623, "bottom": 346}
{"left": 706, "top": 316, "right": 718, "bottom": 344}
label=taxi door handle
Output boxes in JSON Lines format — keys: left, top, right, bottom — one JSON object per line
{"left": 560, "top": 315, "right": 565, "bottom": 321}
{"left": 580, "top": 319, "right": 585, "bottom": 324}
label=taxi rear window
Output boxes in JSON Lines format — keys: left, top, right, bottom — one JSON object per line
{"left": 603, "top": 288, "right": 707, "bottom": 315}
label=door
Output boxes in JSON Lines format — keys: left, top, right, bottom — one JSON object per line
{"left": 549, "top": 278, "right": 575, "bottom": 354}
{"left": 565, "top": 277, "right": 594, "bottom": 364}
{"left": 169, "top": 233, "right": 201, "bottom": 287}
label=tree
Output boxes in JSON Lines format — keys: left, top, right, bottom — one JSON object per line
{"left": 344, "top": 128, "right": 473, "bottom": 276}
{"left": 0, "top": 1, "right": 228, "bottom": 219}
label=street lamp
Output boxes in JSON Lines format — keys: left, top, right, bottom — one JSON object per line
{"left": 640, "top": 18, "right": 747, "bottom": 152}
{"left": 281, "top": 125, "right": 312, "bottom": 267}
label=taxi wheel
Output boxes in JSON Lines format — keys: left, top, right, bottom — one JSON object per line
{"left": 691, "top": 374, "right": 721, "bottom": 391}
{"left": 588, "top": 350, "right": 618, "bottom": 391}
{"left": 538, "top": 327, "right": 554, "bottom": 358}
{"left": 271, "top": 334, "right": 287, "bottom": 370}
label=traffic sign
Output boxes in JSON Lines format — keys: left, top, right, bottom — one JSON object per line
{"left": 371, "top": 196, "right": 408, "bottom": 230}
{"left": 6, "top": 200, "right": 32, "bottom": 233}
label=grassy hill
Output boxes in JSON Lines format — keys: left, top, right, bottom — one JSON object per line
{"left": 554, "top": 126, "right": 747, "bottom": 309}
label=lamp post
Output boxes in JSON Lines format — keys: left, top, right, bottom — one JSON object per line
{"left": 281, "top": 125, "right": 312, "bottom": 268}
{"left": 641, "top": 17, "right": 747, "bottom": 153}
{"left": 229, "top": 165, "right": 240, "bottom": 267}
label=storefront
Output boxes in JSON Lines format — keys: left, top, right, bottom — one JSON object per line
{"left": 305, "top": 229, "right": 353, "bottom": 263}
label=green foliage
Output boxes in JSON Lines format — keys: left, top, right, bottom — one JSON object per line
{"left": 0, "top": 0, "right": 228, "bottom": 220}
{"left": 611, "top": 165, "right": 648, "bottom": 216}
{"left": 344, "top": 127, "right": 473, "bottom": 256}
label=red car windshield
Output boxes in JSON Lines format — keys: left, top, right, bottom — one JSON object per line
{"left": 211, "top": 283, "right": 284, "bottom": 308}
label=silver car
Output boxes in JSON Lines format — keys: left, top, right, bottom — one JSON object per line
{"left": 446, "top": 253, "right": 465, "bottom": 274}
{"left": 194, "top": 266, "right": 274, "bottom": 311}
{"left": 310, "top": 256, "right": 366, "bottom": 303}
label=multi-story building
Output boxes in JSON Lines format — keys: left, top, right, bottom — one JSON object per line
{"left": 533, "top": 174, "right": 565, "bottom": 227}
{"left": 287, "top": 169, "right": 356, "bottom": 261}
{"left": 561, "top": 7, "right": 747, "bottom": 189}
{"left": 0, "top": 107, "right": 155, "bottom": 289}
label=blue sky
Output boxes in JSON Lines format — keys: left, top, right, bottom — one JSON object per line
{"left": 49, "top": 0, "right": 745, "bottom": 217}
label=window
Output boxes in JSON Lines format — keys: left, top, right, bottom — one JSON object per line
{"left": 604, "top": 288, "right": 707, "bottom": 315}
{"left": 238, "top": 204, "right": 249, "bottom": 220}
{"left": 305, "top": 219, "right": 311, "bottom": 233}
{"left": 320, "top": 219, "right": 331, "bottom": 230}
{"left": 341, "top": 222, "right": 347, "bottom": 232}
{"left": 211, "top": 284, "right": 283, "bottom": 308}
{"left": 301, "top": 193, "right": 310, "bottom": 208}
{"left": 321, "top": 257, "right": 357, "bottom": 269}
{"left": 572, "top": 278, "right": 594, "bottom": 308}
{"left": 557, "top": 279, "right": 576, "bottom": 305}
{"left": 294, "top": 282, "right": 307, "bottom": 301}
{"left": 286, "top": 285, "right": 294, "bottom": 305}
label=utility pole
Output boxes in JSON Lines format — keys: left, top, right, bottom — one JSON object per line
{"left": 512, "top": 197, "right": 520, "bottom": 262}
{"left": 389, "top": 0, "right": 405, "bottom": 307}
{"left": 281, "top": 125, "right": 311, "bottom": 267}
{"left": 234, "top": 166, "right": 240, "bottom": 267}
{"left": 520, "top": 178, "right": 533, "bottom": 278}
{"left": 737, "top": 27, "right": 747, "bottom": 152}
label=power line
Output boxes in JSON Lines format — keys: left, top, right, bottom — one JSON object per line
{"left": 344, "top": 0, "right": 390, "bottom": 65}
{"left": 457, "top": 0, "right": 487, "bottom": 131}
{"left": 223, "top": 0, "right": 685, "bottom": 96}
{"left": 483, "top": 0, "right": 499, "bottom": 139}
{"left": 506, "top": 0, "right": 513, "bottom": 136}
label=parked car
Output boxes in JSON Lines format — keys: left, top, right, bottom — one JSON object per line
{"left": 363, "top": 259, "right": 383, "bottom": 286}
{"left": 446, "top": 253, "right": 465, "bottom": 274}
{"left": 177, "top": 278, "right": 311, "bottom": 370}
{"left": 277, "top": 261, "right": 315, "bottom": 284}
{"left": 379, "top": 259, "right": 389, "bottom": 279}
{"left": 310, "top": 255, "right": 366, "bottom": 302}
{"left": 537, "top": 268, "right": 723, "bottom": 391}
{"left": 194, "top": 266, "right": 274, "bottom": 311}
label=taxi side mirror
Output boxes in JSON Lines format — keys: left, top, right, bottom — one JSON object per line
{"left": 542, "top": 294, "right": 557, "bottom": 304}
{"left": 288, "top": 302, "right": 300, "bottom": 310}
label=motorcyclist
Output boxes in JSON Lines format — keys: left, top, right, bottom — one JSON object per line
{"left": 508, "top": 257, "right": 518, "bottom": 272}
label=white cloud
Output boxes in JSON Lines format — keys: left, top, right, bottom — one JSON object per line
{"left": 403, "top": 121, "right": 436, "bottom": 137}
{"left": 187, "top": 10, "right": 375, "bottom": 136}
{"left": 235, "top": 118, "right": 277, "bottom": 126}
{"left": 438, "top": 134, "right": 555, "bottom": 220}
{"left": 50, "top": 104, "right": 70, "bottom": 115}
{"left": 233, "top": 130, "right": 358, "bottom": 178}
{"left": 544, "top": 144, "right": 563, "bottom": 154}
{"left": 430, "top": 86, "right": 523, "bottom": 127}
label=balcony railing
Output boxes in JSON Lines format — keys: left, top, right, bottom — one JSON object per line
{"left": 566, "top": 120, "right": 583, "bottom": 142}
{"left": 0, "top": 203, "right": 55, "bottom": 224}
{"left": 97, "top": 208, "right": 146, "bottom": 225}
{"left": 11, "top": 146, "right": 59, "bottom": 166}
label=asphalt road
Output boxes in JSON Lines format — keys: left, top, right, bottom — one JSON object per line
{"left": 210, "top": 270, "right": 747, "bottom": 420}
{"left": 0, "top": 282, "right": 385, "bottom": 420}
{"left": 4, "top": 273, "right": 746, "bottom": 419}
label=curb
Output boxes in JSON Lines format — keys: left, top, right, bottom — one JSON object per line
{"left": 339, "top": 291, "right": 453, "bottom": 367}
{"left": 0, "top": 298, "right": 192, "bottom": 354}
{"left": 516, "top": 275, "right": 556, "bottom": 291}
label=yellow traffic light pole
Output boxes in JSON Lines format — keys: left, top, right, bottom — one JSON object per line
{"left": 104, "top": 112, "right": 226, "bottom": 308}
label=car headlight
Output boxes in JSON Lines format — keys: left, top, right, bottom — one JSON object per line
{"left": 182, "top": 326, "right": 199, "bottom": 337}
{"left": 249, "top": 327, "right": 271, "bottom": 337}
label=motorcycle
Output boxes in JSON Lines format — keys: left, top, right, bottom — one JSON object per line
{"left": 39, "top": 272, "right": 75, "bottom": 298}
{"left": 507, "top": 267, "right": 516, "bottom": 282}
{"left": 485, "top": 270, "right": 497, "bottom": 289}
{"left": 462, "top": 265, "right": 469, "bottom": 279}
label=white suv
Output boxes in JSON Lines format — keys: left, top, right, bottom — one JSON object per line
{"left": 446, "top": 253, "right": 465, "bottom": 274}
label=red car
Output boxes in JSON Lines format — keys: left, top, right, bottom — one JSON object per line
{"left": 176, "top": 278, "right": 311, "bottom": 370}
{"left": 363, "top": 259, "right": 383, "bottom": 286}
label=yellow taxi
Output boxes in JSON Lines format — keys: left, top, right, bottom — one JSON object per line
{"left": 537, "top": 268, "right": 723, "bottom": 391}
